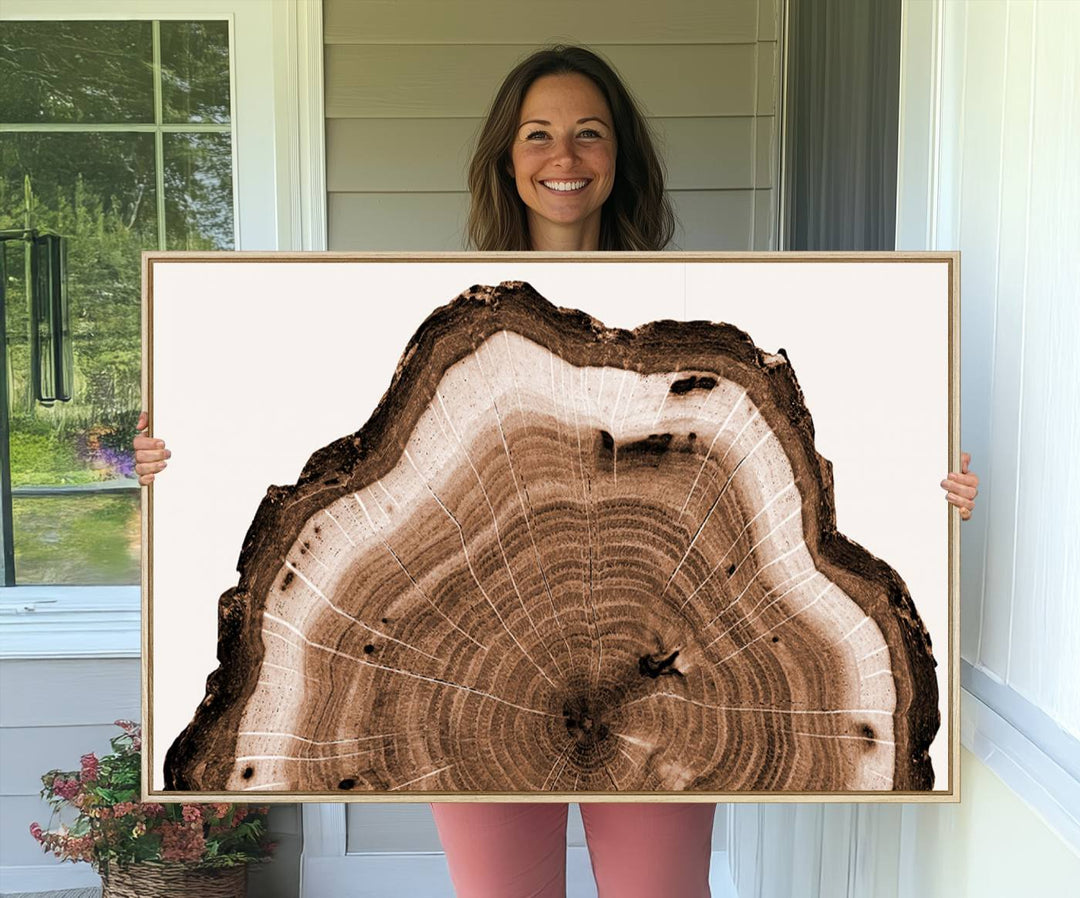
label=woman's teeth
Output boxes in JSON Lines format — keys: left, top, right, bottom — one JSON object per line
{"left": 542, "top": 179, "right": 589, "bottom": 191}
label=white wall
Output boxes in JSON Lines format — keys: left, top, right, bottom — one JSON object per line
{"left": 898, "top": 0, "right": 1080, "bottom": 737}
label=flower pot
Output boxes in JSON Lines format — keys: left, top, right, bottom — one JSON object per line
{"left": 100, "top": 861, "right": 247, "bottom": 897}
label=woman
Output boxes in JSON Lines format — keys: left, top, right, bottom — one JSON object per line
{"left": 135, "top": 45, "right": 979, "bottom": 898}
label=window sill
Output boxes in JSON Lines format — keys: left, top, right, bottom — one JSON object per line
{"left": 0, "top": 585, "right": 140, "bottom": 659}
{"left": 961, "top": 664, "right": 1080, "bottom": 853}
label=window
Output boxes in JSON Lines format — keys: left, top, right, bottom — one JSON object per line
{"left": 0, "top": 18, "right": 235, "bottom": 585}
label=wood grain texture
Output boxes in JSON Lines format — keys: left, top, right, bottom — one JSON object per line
{"left": 164, "top": 282, "right": 938, "bottom": 795}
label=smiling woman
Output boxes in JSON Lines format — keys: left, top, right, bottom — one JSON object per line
{"left": 509, "top": 73, "right": 617, "bottom": 250}
{"left": 466, "top": 45, "right": 675, "bottom": 252}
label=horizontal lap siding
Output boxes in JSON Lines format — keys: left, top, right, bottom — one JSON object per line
{"left": 325, "top": 45, "right": 763, "bottom": 118}
{"left": 0, "top": 658, "right": 140, "bottom": 868}
{"left": 324, "top": 0, "right": 762, "bottom": 45}
{"left": 328, "top": 189, "right": 767, "bottom": 250}
{"left": 325, "top": 0, "right": 781, "bottom": 252}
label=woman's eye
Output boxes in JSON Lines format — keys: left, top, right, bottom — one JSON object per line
{"left": 525, "top": 130, "right": 550, "bottom": 140}
{"left": 579, "top": 129, "right": 602, "bottom": 138}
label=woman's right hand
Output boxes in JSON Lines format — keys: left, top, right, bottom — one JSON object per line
{"left": 133, "top": 410, "right": 171, "bottom": 485}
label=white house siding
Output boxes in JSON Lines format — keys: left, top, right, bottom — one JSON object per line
{"left": 324, "top": 0, "right": 781, "bottom": 251}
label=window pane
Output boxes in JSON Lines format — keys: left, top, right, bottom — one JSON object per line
{"left": 164, "top": 132, "right": 235, "bottom": 249}
{"left": 0, "top": 21, "right": 154, "bottom": 124}
{"left": 2, "top": 132, "right": 153, "bottom": 585}
{"left": 1, "top": 19, "right": 235, "bottom": 586}
{"left": 12, "top": 493, "right": 141, "bottom": 585}
{"left": 160, "top": 20, "right": 232, "bottom": 124}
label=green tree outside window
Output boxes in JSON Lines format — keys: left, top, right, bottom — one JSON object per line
{"left": 0, "top": 20, "right": 234, "bottom": 584}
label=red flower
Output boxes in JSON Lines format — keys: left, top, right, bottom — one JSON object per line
{"left": 160, "top": 821, "right": 206, "bottom": 862}
{"left": 29, "top": 822, "right": 43, "bottom": 842}
{"left": 80, "top": 753, "right": 100, "bottom": 782}
{"left": 52, "top": 777, "right": 80, "bottom": 801}
{"left": 181, "top": 806, "right": 202, "bottom": 823}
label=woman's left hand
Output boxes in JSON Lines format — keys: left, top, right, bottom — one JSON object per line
{"left": 941, "top": 451, "right": 979, "bottom": 521}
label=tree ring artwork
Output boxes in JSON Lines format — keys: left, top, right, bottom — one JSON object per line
{"left": 162, "top": 279, "right": 940, "bottom": 796}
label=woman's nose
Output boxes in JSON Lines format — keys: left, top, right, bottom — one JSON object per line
{"left": 548, "top": 134, "right": 580, "bottom": 165}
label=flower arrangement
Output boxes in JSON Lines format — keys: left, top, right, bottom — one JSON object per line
{"left": 30, "top": 720, "right": 275, "bottom": 877}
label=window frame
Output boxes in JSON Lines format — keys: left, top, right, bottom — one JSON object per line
{"left": 0, "top": 0, "right": 326, "bottom": 658}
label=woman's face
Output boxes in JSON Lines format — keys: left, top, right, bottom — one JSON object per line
{"left": 509, "top": 73, "right": 617, "bottom": 249}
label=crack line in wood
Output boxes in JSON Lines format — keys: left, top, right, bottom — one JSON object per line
{"left": 793, "top": 732, "right": 897, "bottom": 746}
{"left": 675, "top": 386, "right": 748, "bottom": 517}
{"left": 282, "top": 557, "right": 442, "bottom": 662}
{"left": 259, "top": 660, "right": 323, "bottom": 684}
{"left": 399, "top": 448, "right": 558, "bottom": 689}
{"left": 355, "top": 489, "right": 489, "bottom": 652}
{"left": 674, "top": 493, "right": 801, "bottom": 611}
{"left": 433, "top": 384, "right": 571, "bottom": 680}
{"left": 569, "top": 364, "right": 601, "bottom": 694}
{"left": 322, "top": 508, "right": 357, "bottom": 547}
{"left": 238, "top": 731, "right": 401, "bottom": 746}
{"left": 262, "top": 612, "right": 558, "bottom": 717}
{"left": 667, "top": 433, "right": 760, "bottom": 600}
{"left": 700, "top": 538, "right": 808, "bottom": 624}
{"left": 474, "top": 344, "right": 570, "bottom": 673}
{"left": 389, "top": 764, "right": 455, "bottom": 791}
{"left": 713, "top": 581, "right": 833, "bottom": 659}
{"left": 710, "top": 566, "right": 821, "bottom": 642}
{"left": 498, "top": 332, "right": 577, "bottom": 676}
{"left": 433, "top": 387, "right": 561, "bottom": 666}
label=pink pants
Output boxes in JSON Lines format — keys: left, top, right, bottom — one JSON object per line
{"left": 430, "top": 802, "right": 716, "bottom": 898}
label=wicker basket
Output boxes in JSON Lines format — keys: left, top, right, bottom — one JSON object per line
{"left": 100, "top": 861, "right": 247, "bottom": 897}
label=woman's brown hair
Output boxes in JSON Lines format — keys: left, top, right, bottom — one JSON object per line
{"left": 466, "top": 45, "right": 676, "bottom": 252}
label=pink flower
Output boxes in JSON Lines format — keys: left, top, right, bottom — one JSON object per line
{"left": 142, "top": 803, "right": 166, "bottom": 817}
{"left": 181, "top": 805, "right": 202, "bottom": 823}
{"left": 29, "top": 822, "right": 43, "bottom": 842}
{"left": 160, "top": 821, "right": 206, "bottom": 862}
{"left": 80, "top": 753, "right": 99, "bottom": 782}
{"left": 52, "top": 777, "right": 80, "bottom": 801}
{"left": 112, "top": 801, "right": 137, "bottom": 817}
{"left": 114, "top": 719, "right": 139, "bottom": 733}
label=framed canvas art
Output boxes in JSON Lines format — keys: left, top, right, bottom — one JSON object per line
{"left": 142, "top": 252, "right": 959, "bottom": 803}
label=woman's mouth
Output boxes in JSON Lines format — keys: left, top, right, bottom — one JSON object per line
{"left": 540, "top": 178, "right": 591, "bottom": 194}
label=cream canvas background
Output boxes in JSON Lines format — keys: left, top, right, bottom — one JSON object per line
{"left": 147, "top": 257, "right": 951, "bottom": 793}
